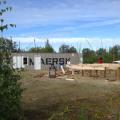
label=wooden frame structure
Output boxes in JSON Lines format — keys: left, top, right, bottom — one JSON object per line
{"left": 66, "top": 63, "right": 120, "bottom": 80}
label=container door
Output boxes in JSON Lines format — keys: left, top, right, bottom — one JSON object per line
{"left": 34, "top": 56, "right": 41, "bottom": 70}
{"left": 17, "top": 56, "right": 22, "bottom": 68}
{"left": 13, "top": 56, "right": 22, "bottom": 68}
{"left": 13, "top": 56, "right": 17, "bottom": 68}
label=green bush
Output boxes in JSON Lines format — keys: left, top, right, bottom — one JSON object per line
{"left": 0, "top": 38, "right": 23, "bottom": 120}
{"left": 0, "top": 0, "right": 23, "bottom": 119}
{"left": 0, "top": 63, "right": 23, "bottom": 120}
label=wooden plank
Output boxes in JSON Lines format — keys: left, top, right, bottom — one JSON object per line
{"left": 72, "top": 69, "right": 75, "bottom": 75}
{"left": 117, "top": 67, "right": 120, "bottom": 80}
{"left": 66, "top": 63, "right": 120, "bottom": 71}
{"left": 67, "top": 66, "right": 105, "bottom": 71}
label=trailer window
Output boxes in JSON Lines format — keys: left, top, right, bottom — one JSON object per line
{"left": 23, "top": 57, "right": 27, "bottom": 65}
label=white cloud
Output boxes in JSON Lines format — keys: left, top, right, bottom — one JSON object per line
{"left": 5, "top": 0, "right": 120, "bottom": 41}
{"left": 7, "top": 0, "right": 120, "bottom": 29}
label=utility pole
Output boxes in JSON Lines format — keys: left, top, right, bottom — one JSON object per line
{"left": 18, "top": 41, "right": 21, "bottom": 52}
{"left": 34, "top": 38, "right": 37, "bottom": 51}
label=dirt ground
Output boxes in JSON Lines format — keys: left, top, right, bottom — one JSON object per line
{"left": 21, "top": 70, "right": 120, "bottom": 120}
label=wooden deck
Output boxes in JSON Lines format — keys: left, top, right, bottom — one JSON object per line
{"left": 66, "top": 63, "right": 120, "bottom": 80}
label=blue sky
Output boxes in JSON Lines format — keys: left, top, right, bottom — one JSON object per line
{"left": 3, "top": 0, "right": 120, "bottom": 51}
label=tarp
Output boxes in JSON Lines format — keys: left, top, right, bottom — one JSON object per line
{"left": 113, "top": 60, "right": 120, "bottom": 64}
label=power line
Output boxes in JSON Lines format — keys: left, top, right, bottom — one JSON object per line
{"left": 86, "top": 39, "right": 93, "bottom": 50}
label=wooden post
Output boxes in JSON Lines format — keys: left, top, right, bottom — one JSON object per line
{"left": 89, "top": 70, "right": 92, "bottom": 77}
{"left": 95, "top": 70, "right": 98, "bottom": 77}
{"left": 117, "top": 67, "right": 120, "bottom": 80}
{"left": 82, "top": 70, "right": 84, "bottom": 76}
{"left": 104, "top": 67, "right": 107, "bottom": 78}
{"left": 72, "top": 69, "right": 75, "bottom": 75}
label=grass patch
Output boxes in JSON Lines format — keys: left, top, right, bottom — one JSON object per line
{"left": 21, "top": 71, "right": 120, "bottom": 120}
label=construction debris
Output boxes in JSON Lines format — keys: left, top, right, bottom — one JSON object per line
{"left": 66, "top": 78, "right": 74, "bottom": 81}
{"left": 60, "top": 65, "right": 65, "bottom": 74}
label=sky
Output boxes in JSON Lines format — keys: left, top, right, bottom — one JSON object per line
{"left": 3, "top": 0, "right": 120, "bottom": 51}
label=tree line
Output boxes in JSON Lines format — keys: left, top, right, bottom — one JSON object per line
{"left": 28, "top": 39, "right": 77, "bottom": 53}
{"left": 82, "top": 46, "right": 120, "bottom": 63}
{"left": 1, "top": 38, "right": 120, "bottom": 63}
